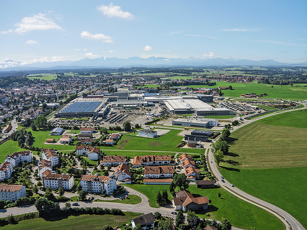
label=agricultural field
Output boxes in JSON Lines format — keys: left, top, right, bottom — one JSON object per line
{"left": 178, "top": 82, "right": 307, "bottom": 101}
{"left": 1, "top": 213, "right": 140, "bottom": 230}
{"left": 219, "top": 109, "right": 307, "bottom": 228}
{"left": 27, "top": 74, "right": 57, "bottom": 81}
{"left": 124, "top": 184, "right": 284, "bottom": 230}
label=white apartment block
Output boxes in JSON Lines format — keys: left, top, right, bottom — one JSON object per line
{"left": 42, "top": 170, "right": 74, "bottom": 190}
{"left": 41, "top": 149, "right": 59, "bottom": 167}
{"left": 0, "top": 162, "right": 13, "bottom": 181}
{"left": 80, "top": 175, "right": 116, "bottom": 195}
{"left": 38, "top": 160, "right": 53, "bottom": 178}
{"left": 0, "top": 184, "right": 26, "bottom": 202}
{"left": 5, "top": 151, "right": 33, "bottom": 167}
{"left": 75, "top": 145, "right": 100, "bottom": 161}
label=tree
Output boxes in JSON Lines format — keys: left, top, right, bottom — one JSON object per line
{"left": 35, "top": 198, "right": 60, "bottom": 217}
{"left": 31, "top": 123, "right": 37, "bottom": 131}
{"left": 44, "top": 191, "right": 55, "bottom": 201}
{"left": 187, "top": 210, "right": 196, "bottom": 222}
{"left": 158, "top": 217, "right": 174, "bottom": 230}
{"left": 228, "top": 85, "right": 233, "bottom": 90}
{"left": 123, "top": 121, "right": 131, "bottom": 132}
{"left": 135, "top": 124, "right": 141, "bottom": 129}
{"left": 42, "top": 103, "right": 47, "bottom": 110}
{"left": 102, "top": 225, "right": 114, "bottom": 230}
{"left": 157, "top": 192, "right": 163, "bottom": 205}
{"left": 0, "top": 200, "right": 5, "bottom": 209}
{"left": 33, "top": 186, "right": 38, "bottom": 194}
{"left": 221, "top": 129, "right": 231, "bottom": 141}
{"left": 154, "top": 211, "right": 162, "bottom": 219}
{"left": 214, "top": 150, "right": 224, "bottom": 166}
{"left": 221, "top": 219, "right": 232, "bottom": 230}
{"left": 176, "top": 210, "right": 185, "bottom": 227}
{"left": 34, "top": 116, "right": 47, "bottom": 130}
{"left": 58, "top": 187, "right": 64, "bottom": 196}
{"left": 100, "top": 127, "right": 108, "bottom": 134}
{"left": 212, "top": 141, "right": 229, "bottom": 155}
{"left": 134, "top": 224, "right": 143, "bottom": 230}
{"left": 162, "top": 190, "right": 169, "bottom": 205}
{"left": 173, "top": 173, "right": 189, "bottom": 190}
{"left": 79, "top": 190, "right": 86, "bottom": 201}
{"left": 169, "top": 182, "right": 176, "bottom": 197}
{"left": 64, "top": 202, "right": 71, "bottom": 209}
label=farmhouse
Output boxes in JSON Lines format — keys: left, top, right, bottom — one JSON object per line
{"left": 102, "top": 155, "right": 126, "bottom": 166}
{"left": 144, "top": 166, "right": 174, "bottom": 179}
{"left": 133, "top": 155, "right": 172, "bottom": 167}
{"left": 80, "top": 175, "right": 117, "bottom": 195}
{"left": 0, "top": 184, "right": 26, "bottom": 202}
{"left": 173, "top": 190, "right": 208, "bottom": 212}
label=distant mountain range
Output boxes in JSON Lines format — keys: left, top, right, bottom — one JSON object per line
{"left": 1, "top": 56, "right": 307, "bottom": 72}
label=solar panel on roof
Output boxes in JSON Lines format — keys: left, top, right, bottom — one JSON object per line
{"left": 61, "top": 102, "right": 101, "bottom": 113}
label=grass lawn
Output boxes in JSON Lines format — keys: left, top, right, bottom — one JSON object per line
{"left": 84, "top": 157, "right": 98, "bottom": 166}
{"left": 219, "top": 109, "right": 307, "bottom": 228}
{"left": 1, "top": 213, "right": 141, "bottom": 230}
{"left": 95, "top": 195, "right": 142, "bottom": 204}
{"left": 69, "top": 129, "right": 81, "bottom": 134}
{"left": 101, "top": 150, "right": 176, "bottom": 157}
{"left": 116, "top": 130, "right": 204, "bottom": 154}
{"left": 17, "top": 125, "right": 24, "bottom": 131}
{"left": 125, "top": 184, "right": 284, "bottom": 230}
{"left": 254, "top": 104, "right": 276, "bottom": 111}
{"left": 0, "top": 140, "right": 26, "bottom": 162}
{"left": 178, "top": 81, "right": 307, "bottom": 101}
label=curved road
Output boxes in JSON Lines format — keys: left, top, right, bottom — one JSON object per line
{"left": 209, "top": 105, "right": 306, "bottom": 230}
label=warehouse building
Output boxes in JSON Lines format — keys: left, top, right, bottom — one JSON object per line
{"left": 55, "top": 99, "right": 109, "bottom": 118}
{"left": 172, "top": 117, "right": 218, "bottom": 128}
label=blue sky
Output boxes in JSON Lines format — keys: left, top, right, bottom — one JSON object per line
{"left": 1, "top": 0, "right": 307, "bottom": 67}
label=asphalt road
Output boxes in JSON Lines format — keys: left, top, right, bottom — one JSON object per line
{"left": 2, "top": 118, "right": 18, "bottom": 139}
{"left": 208, "top": 105, "right": 307, "bottom": 230}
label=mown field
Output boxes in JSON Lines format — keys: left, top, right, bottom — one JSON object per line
{"left": 116, "top": 129, "right": 204, "bottom": 154}
{"left": 124, "top": 184, "right": 284, "bottom": 230}
{"left": 1, "top": 213, "right": 140, "bottom": 230}
{"left": 27, "top": 74, "right": 57, "bottom": 81}
{"left": 219, "top": 109, "right": 307, "bottom": 228}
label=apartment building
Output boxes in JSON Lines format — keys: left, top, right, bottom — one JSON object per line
{"left": 42, "top": 170, "right": 74, "bottom": 190}
{"left": 144, "top": 166, "right": 174, "bottom": 179}
{"left": 0, "top": 184, "right": 26, "bottom": 202}
{"left": 41, "top": 149, "right": 59, "bottom": 167}
{"left": 80, "top": 175, "right": 116, "bottom": 195}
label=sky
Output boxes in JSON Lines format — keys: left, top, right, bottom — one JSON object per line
{"left": 1, "top": 0, "right": 307, "bottom": 68}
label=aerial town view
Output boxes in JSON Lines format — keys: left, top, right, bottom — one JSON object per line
{"left": 0, "top": 1, "right": 306, "bottom": 230}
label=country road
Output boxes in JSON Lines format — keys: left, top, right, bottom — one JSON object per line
{"left": 208, "top": 105, "right": 307, "bottom": 230}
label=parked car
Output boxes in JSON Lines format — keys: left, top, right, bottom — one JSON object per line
{"left": 72, "top": 202, "right": 79, "bottom": 206}
{"left": 221, "top": 176, "right": 224, "bottom": 179}
{"left": 171, "top": 212, "right": 177, "bottom": 215}
{"left": 230, "top": 184, "right": 234, "bottom": 187}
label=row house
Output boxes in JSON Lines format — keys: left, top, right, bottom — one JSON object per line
{"left": 0, "top": 184, "right": 26, "bottom": 203}
{"left": 5, "top": 151, "right": 33, "bottom": 167}
{"left": 144, "top": 166, "right": 174, "bottom": 179}
{"left": 102, "top": 155, "right": 126, "bottom": 166}
{"left": 182, "top": 158, "right": 195, "bottom": 169}
{"left": 75, "top": 145, "right": 100, "bottom": 161}
{"left": 133, "top": 155, "right": 172, "bottom": 167}
{"left": 38, "top": 160, "right": 53, "bottom": 178}
{"left": 42, "top": 170, "right": 74, "bottom": 190}
{"left": 179, "top": 153, "right": 192, "bottom": 162}
{"left": 41, "top": 149, "right": 59, "bottom": 167}
{"left": 114, "top": 163, "right": 131, "bottom": 182}
{"left": 80, "top": 175, "right": 117, "bottom": 195}
{"left": 0, "top": 162, "right": 13, "bottom": 181}
{"left": 185, "top": 166, "right": 200, "bottom": 181}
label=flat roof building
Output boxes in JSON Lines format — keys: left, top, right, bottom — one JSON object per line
{"left": 173, "top": 117, "right": 218, "bottom": 128}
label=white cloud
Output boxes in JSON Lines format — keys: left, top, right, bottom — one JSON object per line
{"left": 75, "top": 49, "right": 88, "bottom": 51}
{"left": 104, "top": 56, "right": 107, "bottom": 60}
{"left": 222, "top": 28, "right": 258, "bottom": 32}
{"left": 163, "top": 59, "right": 169, "bottom": 61}
{"left": 143, "top": 45, "right": 153, "bottom": 51}
{"left": 80, "top": 31, "right": 113, "bottom": 43}
{"left": 166, "top": 50, "right": 170, "bottom": 52}
{"left": 204, "top": 35, "right": 219, "bottom": 39}
{"left": 85, "top": 52, "right": 99, "bottom": 59}
{"left": 167, "top": 31, "right": 183, "bottom": 35}
{"left": 25, "top": 40, "right": 38, "bottom": 45}
{"left": 203, "top": 52, "right": 215, "bottom": 58}
{"left": 257, "top": 55, "right": 261, "bottom": 58}
{"left": 20, "top": 57, "right": 48, "bottom": 65}
{"left": 52, "top": 56, "right": 64, "bottom": 62}
{"left": 97, "top": 3, "right": 134, "bottom": 20}
{"left": 108, "top": 50, "right": 115, "bottom": 53}
{"left": 14, "top": 13, "right": 63, "bottom": 34}
{"left": 0, "top": 29, "right": 13, "bottom": 34}
{"left": 185, "top": 34, "right": 201, "bottom": 37}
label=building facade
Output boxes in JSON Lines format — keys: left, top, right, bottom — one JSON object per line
{"left": 80, "top": 175, "right": 117, "bottom": 195}
{"left": 0, "top": 184, "right": 26, "bottom": 202}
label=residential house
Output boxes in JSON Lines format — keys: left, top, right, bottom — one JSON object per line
{"left": 138, "top": 129, "right": 158, "bottom": 138}
{"left": 172, "top": 190, "right": 208, "bottom": 212}
{"left": 109, "top": 133, "right": 121, "bottom": 140}
{"left": 42, "top": 170, "right": 74, "bottom": 190}
{"left": 102, "top": 155, "right": 126, "bottom": 166}
{"left": 182, "top": 159, "right": 195, "bottom": 169}
{"left": 78, "top": 138, "right": 95, "bottom": 145}
{"left": 41, "top": 149, "right": 59, "bottom": 167}
{"left": 179, "top": 153, "right": 192, "bottom": 162}
{"left": 103, "top": 139, "right": 114, "bottom": 145}
{"left": 0, "top": 162, "right": 13, "bottom": 181}
{"left": 80, "top": 175, "right": 117, "bottom": 195}
{"left": 144, "top": 166, "right": 174, "bottom": 179}
{"left": 131, "top": 213, "right": 155, "bottom": 230}
{"left": 133, "top": 155, "right": 172, "bottom": 167}
{"left": 185, "top": 166, "right": 200, "bottom": 181}
{"left": 0, "top": 184, "right": 26, "bottom": 202}
{"left": 5, "top": 151, "right": 33, "bottom": 167}
{"left": 38, "top": 160, "right": 53, "bottom": 178}
{"left": 114, "top": 163, "right": 131, "bottom": 181}
{"left": 75, "top": 145, "right": 100, "bottom": 160}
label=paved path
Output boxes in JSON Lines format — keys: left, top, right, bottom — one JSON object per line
{"left": 208, "top": 105, "right": 307, "bottom": 230}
